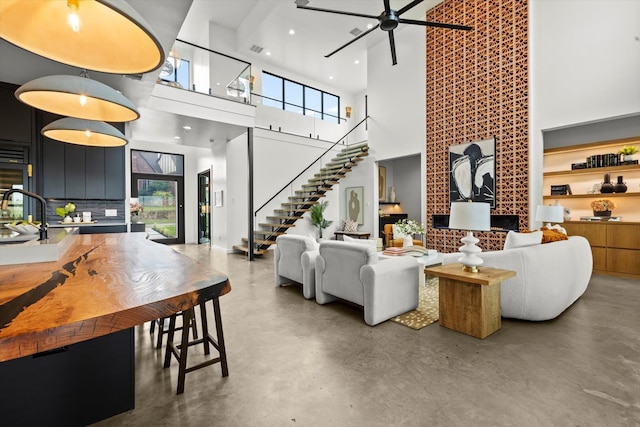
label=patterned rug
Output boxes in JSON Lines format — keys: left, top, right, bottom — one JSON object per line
{"left": 392, "top": 276, "right": 439, "bottom": 330}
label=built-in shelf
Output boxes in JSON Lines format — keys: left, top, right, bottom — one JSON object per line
{"left": 544, "top": 192, "right": 640, "bottom": 200}
{"left": 544, "top": 164, "right": 640, "bottom": 178}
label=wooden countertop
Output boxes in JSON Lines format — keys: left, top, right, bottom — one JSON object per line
{"left": 0, "top": 233, "right": 230, "bottom": 362}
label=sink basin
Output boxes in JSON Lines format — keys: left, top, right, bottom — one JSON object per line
{"left": 0, "top": 228, "right": 78, "bottom": 265}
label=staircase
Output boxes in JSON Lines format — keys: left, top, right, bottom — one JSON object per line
{"left": 233, "top": 142, "right": 369, "bottom": 256}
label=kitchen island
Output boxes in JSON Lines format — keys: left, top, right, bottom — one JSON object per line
{"left": 0, "top": 233, "right": 231, "bottom": 425}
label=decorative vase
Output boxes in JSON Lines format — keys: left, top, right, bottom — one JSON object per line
{"left": 623, "top": 154, "right": 633, "bottom": 162}
{"left": 389, "top": 186, "right": 396, "bottom": 203}
{"left": 600, "top": 173, "right": 614, "bottom": 193}
{"left": 131, "top": 214, "right": 139, "bottom": 224}
{"left": 63, "top": 215, "right": 72, "bottom": 223}
{"left": 593, "top": 210, "right": 611, "bottom": 217}
{"left": 403, "top": 235, "right": 413, "bottom": 247}
{"left": 613, "top": 175, "right": 627, "bottom": 193}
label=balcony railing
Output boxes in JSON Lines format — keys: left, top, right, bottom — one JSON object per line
{"left": 157, "top": 39, "right": 251, "bottom": 104}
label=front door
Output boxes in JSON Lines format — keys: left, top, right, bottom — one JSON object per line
{"left": 131, "top": 175, "right": 185, "bottom": 244}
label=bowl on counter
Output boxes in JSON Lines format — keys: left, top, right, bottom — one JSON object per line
{"left": 4, "top": 223, "right": 41, "bottom": 234}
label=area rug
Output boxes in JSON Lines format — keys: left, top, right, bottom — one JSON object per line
{"left": 392, "top": 276, "right": 439, "bottom": 330}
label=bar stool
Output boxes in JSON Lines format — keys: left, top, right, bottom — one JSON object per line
{"left": 163, "top": 296, "right": 228, "bottom": 394}
{"left": 150, "top": 312, "right": 198, "bottom": 349}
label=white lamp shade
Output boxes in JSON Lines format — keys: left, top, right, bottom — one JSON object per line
{"left": 16, "top": 75, "right": 139, "bottom": 122}
{"left": 42, "top": 118, "right": 127, "bottom": 147}
{"left": 449, "top": 202, "right": 491, "bottom": 231}
{"left": 0, "top": 0, "right": 164, "bottom": 74}
{"left": 535, "top": 205, "right": 564, "bottom": 224}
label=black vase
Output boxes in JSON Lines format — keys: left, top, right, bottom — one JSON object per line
{"left": 600, "top": 173, "right": 614, "bottom": 193}
{"left": 614, "top": 175, "right": 628, "bottom": 193}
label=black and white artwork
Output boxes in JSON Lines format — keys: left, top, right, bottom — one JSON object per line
{"left": 449, "top": 137, "right": 496, "bottom": 208}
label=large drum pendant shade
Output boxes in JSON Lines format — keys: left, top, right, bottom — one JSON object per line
{"left": 0, "top": 0, "right": 164, "bottom": 74}
{"left": 16, "top": 75, "right": 140, "bottom": 122}
{"left": 42, "top": 117, "right": 128, "bottom": 147}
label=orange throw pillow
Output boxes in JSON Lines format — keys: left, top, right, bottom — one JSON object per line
{"left": 540, "top": 228, "right": 568, "bottom": 244}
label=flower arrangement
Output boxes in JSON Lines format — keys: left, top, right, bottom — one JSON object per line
{"left": 55, "top": 202, "right": 76, "bottom": 218}
{"left": 130, "top": 202, "right": 144, "bottom": 215}
{"left": 590, "top": 199, "right": 616, "bottom": 212}
{"left": 618, "top": 146, "right": 638, "bottom": 156}
{"left": 395, "top": 219, "right": 425, "bottom": 236}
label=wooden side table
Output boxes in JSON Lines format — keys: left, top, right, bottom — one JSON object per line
{"left": 334, "top": 231, "right": 371, "bottom": 240}
{"left": 425, "top": 263, "right": 516, "bottom": 339}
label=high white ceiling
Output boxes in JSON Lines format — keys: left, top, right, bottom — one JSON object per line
{"left": 0, "top": 0, "right": 447, "bottom": 148}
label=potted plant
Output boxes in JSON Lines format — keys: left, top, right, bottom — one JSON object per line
{"left": 309, "top": 200, "right": 332, "bottom": 239}
{"left": 590, "top": 199, "right": 616, "bottom": 217}
{"left": 55, "top": 202, "right": 76, "bottom": 223}
{"left": 618, "top": 145, "right": 638, "bottom": 162}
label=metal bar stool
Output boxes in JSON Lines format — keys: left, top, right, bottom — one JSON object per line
{"left": 163, "top": 296, "right": 228, "bottom": 394}
{"left": 150, "top": 312, "right": 198, "bottom": 349}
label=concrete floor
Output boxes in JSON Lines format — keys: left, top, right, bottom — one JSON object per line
{"left": 94, "top": 245, "right": 640, "bottom": 427}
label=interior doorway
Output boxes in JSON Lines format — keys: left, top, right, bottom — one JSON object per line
{"left": 198, "top": 169, "right": 210, "bottom": 244}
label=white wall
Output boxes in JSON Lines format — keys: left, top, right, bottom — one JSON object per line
{"left": 367, "top": 25, "right": 427, "bottom": 228}
{"left": 127, "top": 139, "right": 215, "bottom": 244}
{"left": 530, "top": 0, "right": 640, "bottom": 217}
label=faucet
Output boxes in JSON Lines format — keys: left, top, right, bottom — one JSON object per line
{"left": 1, "top": 189, "right": 48, "bottom": 241}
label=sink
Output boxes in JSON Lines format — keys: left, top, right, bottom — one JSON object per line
{"left": 0, "top": 227, "right": 78, "bottom": 265}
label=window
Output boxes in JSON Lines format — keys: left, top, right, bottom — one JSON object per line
{"left": 159, "top": 58, "right": 190, "bottom": 90}
{"left": 261, "top": 71, "right": 340, "bottom": 123}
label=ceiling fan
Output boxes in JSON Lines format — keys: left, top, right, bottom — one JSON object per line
{"left": 297, "top": 0, "right": 472, "bottom": 65}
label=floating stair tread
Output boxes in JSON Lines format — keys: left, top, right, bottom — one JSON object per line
{"left": 233, "top": 245, "right": 267, "bottom": 256}
{"left": 288, "top": 194, "right": 326, "bottom": 200}
{"left": 280, "top": 201, "right": 318, "bottom": 207}
{"left": 259, "top": 222, "right": 297, "bottom": 228}
{"left": 241, "top": 238, "right": 278, "bottom": 245}
{"left": 267, "top": 215, "right": 304, "bottom": 220}
{"left": 253, "top": 230, "right": 286, "bottom": 236}
{"left": 274, "top": 208, "right": 311, "bottom": 213}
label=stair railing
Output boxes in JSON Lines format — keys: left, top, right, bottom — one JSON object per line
{"left": 252, "top": 116, "right": 369, "bottom": 249}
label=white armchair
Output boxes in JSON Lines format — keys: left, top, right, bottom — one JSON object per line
{"left": 274, "top": 234, "right": 319, "bottom": 299}
{"left": 315, "top": 241, "right": 419, "bottom": 326}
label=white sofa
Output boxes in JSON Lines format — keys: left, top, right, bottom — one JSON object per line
{"left": 315, "top": 241, "right": 419, "bottom": 326}
{"left": 442, "top": 236, "right": 592, "bottom": 321}
{"left": 274, "top": 234, "right": 319, "bottom": 299}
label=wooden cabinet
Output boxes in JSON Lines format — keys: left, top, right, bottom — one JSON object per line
{"left": 564, "top": 221, "right": 640, "bottom": 279}
{"left": 0, "top": 82, "right": 32, "bottom": 144}
{"left": 41, "top": 135, "right": 125, "bottom": 200}
{"left": 543, "top": 137, "right": 640, "bottom": 222}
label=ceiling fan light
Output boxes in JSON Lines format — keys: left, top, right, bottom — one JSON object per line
{"left": 16, "top": 75, "right": 140, "bottom": 122}
{"left": 0, "top": 0, "right": 165, "bottom": 74}
{"left": 42, "top": 117, "right": 128, "bottom": 147}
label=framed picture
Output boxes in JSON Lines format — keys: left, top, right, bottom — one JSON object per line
{"left": 214, "top": 190, "right": 223, "bottom": 207}
{"left": 378, "top": 166, "right": 386, "bottom": 201}
{"left": 346, "top": 186, "right": 364, "bottom": 224}
{"left": 449, "top": 137, "right": 496, "bottom": 208}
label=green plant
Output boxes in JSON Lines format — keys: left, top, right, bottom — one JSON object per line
{"left": 618, "top": 145, "right": 638, "bottom": 156}
{"left": 309, "top": 200, "right": 332, "bottom": 238}
{"left": 55, "top": 202, "right": 76, "bottom": 218}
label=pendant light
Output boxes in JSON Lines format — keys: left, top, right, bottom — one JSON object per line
{"left": 16, "top": 74, "right": 140, "bottom": 122}
{"left": 42, "top": 118, "right": 128, "bottom": 147}
{"left": 0, "top": 0, "right": 164, "bottom": 74}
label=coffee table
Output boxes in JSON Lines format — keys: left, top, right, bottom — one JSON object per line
{"left": 425, "top": 263, "right": 516, "bottom": 339}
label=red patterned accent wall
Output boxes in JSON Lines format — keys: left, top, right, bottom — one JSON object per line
{"left": 425, "top": 0, "right": 529, "bottom": 253}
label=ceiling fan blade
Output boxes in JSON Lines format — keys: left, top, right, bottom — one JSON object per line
{"left": 397, "top": 0, "right": 424, "bottom": 16}
{"left": 325, "top": 24, "right": 380, "bottom": 58}
{"left": 383, "top": 0, "right": 391, "bottom": 14}
{"left": 297, "top": 5, "right": 379, "bottom": 20}
{"left": 388, "top": 30, "right": 397, "bottom": 66}
{"left": 399, "top": 18, "right": 473, "bottom": 31}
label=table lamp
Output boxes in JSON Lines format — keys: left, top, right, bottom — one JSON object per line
{"left": 535, "top": 204, "right": 564, "bottom": 228}
{"left": 449, "top": 201, "right": 491, "bottom": 273}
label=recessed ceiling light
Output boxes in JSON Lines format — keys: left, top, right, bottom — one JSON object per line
{"left": 183, "top": 125, "right": 191, "bottom": 130}
{"left": 216, "top": 82, "right": 221, "bottom": 85}
{"left": 266, "top": 51, "right": 271, "bottom": 56}
{"left": 367, "top": 23, "right": 374, "bottom": 29}
{"left": 289, "top": 29, "right": 295, "bottom": 35}
{"left": 173, "top": 136, "right": 181, "bottom": 140}
{"left": 329, "top": 76, "right": 334, "bottom": 80}
{"left": 354, "top": 60, "right": 360, "bottom": 64}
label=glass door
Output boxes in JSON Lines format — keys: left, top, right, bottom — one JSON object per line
{"left": 198, "top": 169, "right": 210, "bottom": 244}
{"left": 131, "top": 175, "right": 184, "bottom": 244}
